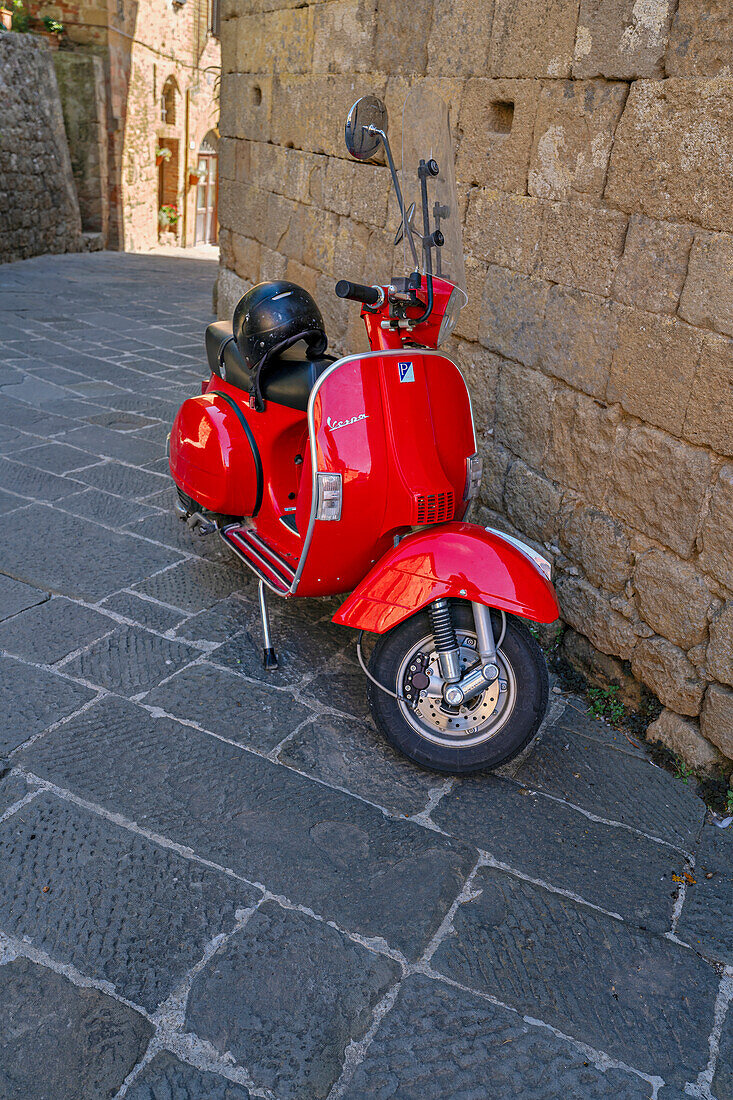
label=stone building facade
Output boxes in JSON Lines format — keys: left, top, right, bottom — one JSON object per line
{"left": 215, "top": 0, "right": 733, "bottom": 770}
{"left": 19, "top": 0, "right": 221, "bottom": 250}
{"left": 0, "top": 34, "right": 82, "bottom": 263}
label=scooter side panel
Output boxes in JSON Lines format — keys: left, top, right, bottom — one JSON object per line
{"left": 332, "top": 522, "right": 560, "bottom": 631}
{"left": 295, "top": 357, "right": 406, "bottom": 597}
{"left": 169, "top": 394, "right": 261, "bottom": 516}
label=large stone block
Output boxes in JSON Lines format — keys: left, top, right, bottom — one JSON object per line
{"left": 457, "top": 80, "right": 539, "bottom": 192}
{"left": 683, "top": 335, "right": 733, "bottom": 457}
{"left": 700, "top": 683, "right": 733, "bottom": 758}
{"left": 464, "top": 188, "right": 542, "bottom": 274}
{"left": 478, "top": 441, "right": 512, "bottom": 510}
{"left": 666, "top": 0, "right": 733, "bottom": 77}
{"left": 679, "top": 232, "right": 733, "bottom": 338}
{"left": 538, "top": 202, "right": 628, "bottom": 295}
{"left": 556, "top": 573, "right": 638, "bottom": 660}
{"left": 545, "top": 388, "right": 620, "bottom": 501}
{"left": 699, "top": 464, "right": 733, "bottom": 591}
{"left": 504, "top": 458, "right": 562, "bottom": 544}
{"left": 541, "top": 285, "right": 618, "bottom": 398}
{"left": 495, "top": 360, "right": 554, "bottom": 466}
{"left": 607, "top": 310, "right": 703, "bottom": 435}
{"left": 271, "top": 75, "right": 383, "bottom": 158}
{"left": 219, "top": 74, "right": 272, "bottom": 142}
{"left": 489, "top": 0, "right": 580, "bottom": 77}
{"left": 646, "top": 708, "right": 725, "bottom": 773}
{"left": 479, "top": 264, "right": 550, "bottom": 366}
{"left": 605, "top": 79, "right": 733, "bottom": 233}
{"left": 428, "top": 0, "right": 495, "bottom": 76}
{"left": 451, "top": 340, "right": 500, "bottom": 439}
{"left": 573, "top": 0, "right": 674, "bottom": 79}
{"left": 560, "top": 504, "right": 632, "bottom": 593}
{"left": 634, "top": 549, "right": 711, "bottom": 650}
{"left": 708, "top": 601, "right": 733, "bottom": 689}
{"left": 313, "top": 0, "right": 377, "bottom": 73}
{"left": 0, "top": 959, "right": 152, "bottom": 1100}
{"left": 611, "top": 215, "right": 695, "bottom": 316}
{"left": 631, "top": 636, "right": 705, "bottom": 716}
{"left": 235, "top": 8, "right": 314, "bottom": 73}
{"left": 528, "top": 79, "right": 628, "bottom": 203}
{"left": 374, "top": 0, "right": 432, "bottom": 73}
{"left": 607, "top": 424, "right": 713, "bottom": 557}
{"left": 560, "top": 627, "right": 646, "bottom": 709}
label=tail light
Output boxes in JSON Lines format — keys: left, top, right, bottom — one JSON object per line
{"left": 315, "top": 472, "right": 342, "bottom": 521}
{"left": 464, "top": 453, "right": 483, "bottom": 501}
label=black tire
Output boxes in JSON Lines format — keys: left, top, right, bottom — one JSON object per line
{"left": 367, "top": 603, "right": 549, "bottom": 774}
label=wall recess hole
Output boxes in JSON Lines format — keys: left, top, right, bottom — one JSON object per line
{"left": 488, "top": 101, "right": 514, "bottom": 134}
{"left": 252, "top": 85, "right": 262, "bottom": 106}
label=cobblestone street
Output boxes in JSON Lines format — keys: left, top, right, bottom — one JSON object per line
{"left": 0, "top": 251, "right": 730, "bottom": 1099}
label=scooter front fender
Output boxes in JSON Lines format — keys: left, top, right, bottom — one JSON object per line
{"left": 332, "top": 522, "right": 559, "bottom": 634}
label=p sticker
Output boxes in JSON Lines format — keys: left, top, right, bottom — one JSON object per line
{"left": 398, "top": 361, "right": 415, "bottom": 383}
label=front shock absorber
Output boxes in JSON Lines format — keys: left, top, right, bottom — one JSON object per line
{"left": 428, "top": 598, "right": 461, "bottom": 683}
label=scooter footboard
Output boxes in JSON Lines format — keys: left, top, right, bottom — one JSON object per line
{"left": 332, "top": 522, "right": 559, "bottom": 634}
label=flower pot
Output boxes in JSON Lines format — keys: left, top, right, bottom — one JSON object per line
{"left": 0, "top": 9, "right": 13, "bottom": 30}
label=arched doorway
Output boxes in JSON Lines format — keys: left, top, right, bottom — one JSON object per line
{"left": 194, "top": 130, "right": 218, "bottom": 245}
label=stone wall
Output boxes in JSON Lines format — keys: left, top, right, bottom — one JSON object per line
{"left": 216, "top": 0, "right": 733, "bottom": 770}
{"left": 53, "top": 51, "right": 109, "bottom": 242}
{"left": 0, "top": 33, "right": 82, "bottom": 263}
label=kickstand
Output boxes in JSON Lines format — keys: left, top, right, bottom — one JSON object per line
{"left": 258, "top": 579, "right": 278, "bottom": 670}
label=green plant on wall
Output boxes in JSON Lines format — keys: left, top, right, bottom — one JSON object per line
{"left": 11, "top": 0, "right": 30, "bottom": 31}
{"left": 155, "top": 146, "right": 172, "bottom": 162}
{"left": 158, "top": 204, "right": 180, "bottom": 228}
{"left": 41, "top": 14, "right": 63, "bottom": 32}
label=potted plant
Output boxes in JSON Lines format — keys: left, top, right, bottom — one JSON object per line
{"left": 158, "top": 203, "right": 180, "bottom": 244}
{"left": 155, "top": 146, "right": 172, "bottom": 167}
{"left": 189, "top": 163, "right": 207, "bottom": 185}
{"left": 0, "top": 7, "right": 13, "bottom": 29}
{"left": 37, "top": 14, "right": 63, "bottom": 46}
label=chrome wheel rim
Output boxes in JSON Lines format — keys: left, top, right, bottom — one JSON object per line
{"left": 396, "top": 629, "right": 517, "bottom": 749}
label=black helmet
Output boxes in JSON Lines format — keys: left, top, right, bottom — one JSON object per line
{"left": 233, "top": 280, "right": 327, "bottom": 372}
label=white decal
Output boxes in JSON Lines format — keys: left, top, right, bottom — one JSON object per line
{"left": 326, "top": 413, "right": 369, "bottom": 432}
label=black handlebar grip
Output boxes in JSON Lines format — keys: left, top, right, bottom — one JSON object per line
{"left": 335, "top": 280, "right": 381, "bottom": 306}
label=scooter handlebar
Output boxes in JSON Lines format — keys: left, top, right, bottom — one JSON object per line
{"left": 335, "top": 280, "right": 382, "bottom": 306}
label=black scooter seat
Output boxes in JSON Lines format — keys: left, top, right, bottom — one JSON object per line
{"left": 204, "top": 321, "right": 334, "bottom": 413}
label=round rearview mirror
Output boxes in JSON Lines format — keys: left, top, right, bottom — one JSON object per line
{"left": 345, "top": 95, "right": 387, "bottom": 161}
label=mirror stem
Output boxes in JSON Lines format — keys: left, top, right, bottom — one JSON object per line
{"left": 365, "top": 125, "right": 419, "bottom": 268}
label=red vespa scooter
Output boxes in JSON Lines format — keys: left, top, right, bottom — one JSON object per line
{"left": 169, "top": 88, "right": 559, "bottom": 773}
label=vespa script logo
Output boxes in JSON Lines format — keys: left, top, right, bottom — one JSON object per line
{"left": 326, "top": 412, "right": 369, "bottom": 432}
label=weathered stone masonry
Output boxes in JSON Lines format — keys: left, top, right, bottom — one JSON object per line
{"left": 0, "top": 34, "right": 82, "bottom": 263}
{"left": 216, "top": 0, "right": 733, "bottom": 769}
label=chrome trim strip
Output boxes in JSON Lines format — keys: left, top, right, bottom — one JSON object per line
{"left": 220, "top": 525, "right": 291, "bottom": 595}
{"left": 290, "top": 348, "right": 456, "bottom": 594}
{"left": 246, "top": 530, "right": 296, "bottom": 578}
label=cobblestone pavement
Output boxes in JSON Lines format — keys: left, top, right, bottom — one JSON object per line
{"left": 0, "top": 251, "right": 730, "bottom": 1100}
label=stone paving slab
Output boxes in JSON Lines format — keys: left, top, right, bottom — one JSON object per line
{"left": 0, "top": 652, "right": 94, "bottom": 756}
{"left": 19, "top": 695, "right": 475, "bottom": 958}
{"left": 677, "top": 823, "right": 733, "bottom": 964}
{"left": 101, "top": 590, "right": 187, "bottom": 633}
{"left": 134, "top": 556, "right": 246, "bottom": 613}
{"left": 430, "top": 865, "right": 719, "bottom": 1089}
{"left": 71, "top": 459, "right": 168, "bottom": 501}
{"left": 0, "top": 503, "right": 180, "bottom": 601}
{"left": 0, "top": 573, "right": 48, "bottom": 621}
{"left": 513, "top": 724, "right": 705, "bottom": 849}
{"left": 187, "top": 903, "right": 401, "bottom": 1099}
{"left": 300, "top": 652, "right": 371, "bottom": 719}
{"left": 0, "top": 596, "right": 114, "bottom": 665}
{"left": 556, "top": 697, "right": 650, "bottom": 758}
{"left": 0, "top": 793, "right": 259, "bottom": 1010}
{"left": 0, "top": 773, "right": 32, "bottom": 816}
{"left": 63, "top": 624, "right": 200, "bottom": 695}
{"left": 279, "top": 712, "right": 444, "bottom": 817}
{"left": 433, "top": 775, "right": 684, "bottom": 929}
{"left": 125, "top": 1052, "right": 252, "bottom": 1100}
{"left": 341, "top": 974, "right": 653, "bottom": 1100}
{"left": 59, "top": 486, "right": 160, "bottom": 528}
{"left": 0, "top": 454, "right": 84, "bottom": 502}
{"left": 60, "top": 422, "right": 164, "bottom": 465}
{"left": 714, "top": 1008, "right": 733, "bottom": 1100}
{"left": 213, "top": 613, "right": 351, "bottom": 689}
{"left": 173, "top": 595, "right": 253, "bottom": 644}
{"left": 12, "top": 440, "right": 99, "bottom": 474}
{"left": 0, "top": 957, "right": 153, "bottom": 1100}
{"left": 145, "top": 662, "right": 312, "bottom": 752}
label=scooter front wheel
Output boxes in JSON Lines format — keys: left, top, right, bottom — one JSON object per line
{"left": 366, "top": 604, "right": 548, "bottom": 774}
